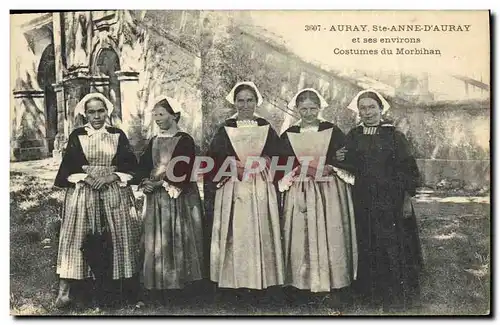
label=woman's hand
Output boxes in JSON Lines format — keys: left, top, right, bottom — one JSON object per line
{"left": 90, "top": 174, "right": 120, "bottom": 190}
{"left": 142, "top": 180, "right": 155, "bottom": 193}
{"left": 322, "top": 164, "right": 335, "bottom": 177}
{"left": 336, "top": 147, "right": 347, "bottom": 161}
{"left": 83, "top": 175, "right": 95, "bottom": 187}
{"left": 142, "top": 179, "right": 163, "bottom": 193}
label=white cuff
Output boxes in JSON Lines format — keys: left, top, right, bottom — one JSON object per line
{"left": 332, "top": 167, "right": 355, "bottom": 185}
{"left": 114, "top": 172, "right": 133, "bottom": 187}
{"left": 162, "top": 182, "right": 182, "bottom": 199}
{"left": 67, "top": 173, "right": 88, "bottom": 184}
{"left": 278, "top": 170, "right": 296, "bottom": 192}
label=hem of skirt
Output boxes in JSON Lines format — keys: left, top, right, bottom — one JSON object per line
{"left": 213, "top": 282, "right": 285, "bottom": 290}
{"left": 57, "top": 271, "right": 139, "bottom": 280}
{"left": 56, "top": 273, "right": 92, "bottom": 280}
{"left": 143, "top": 277, "right": 204, "bottom": 290}
{"left": 284, "top": 282, "right": 352, "bottom": 292}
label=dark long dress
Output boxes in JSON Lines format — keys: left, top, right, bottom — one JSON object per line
{"left": 134, "top": 132, "right": 204, "bottom": 290}
{"left": 344, "top": 123, "right": 423, "bottom": 310}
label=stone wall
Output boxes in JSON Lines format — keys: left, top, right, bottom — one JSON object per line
{"left": 11, "top": 91, "right": 48, "bottom": 161}
{"left": 137, "top": 11, "right": 202, "bottom": 152}
{"left": 200, "top": 14, "right": 490, "bottom": 188}
{"left": 417, "top": 159, "right": 490, "bottom": 189}
{"left": 11, "top": 20, "right": 51, "bottom": 161}
{"left": 400, "top": 102, "right": 490, "bottom": 160}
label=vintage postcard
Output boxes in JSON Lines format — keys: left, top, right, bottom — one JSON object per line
{"left": 10, "top": 10, "right": 490, "bottom": 316}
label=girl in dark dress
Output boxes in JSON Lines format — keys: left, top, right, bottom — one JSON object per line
{"left": 134, "top": 97, "right": 204, "bottom": 304}
{"left": 337, "top": 89, "right": 423, "bottom": 312}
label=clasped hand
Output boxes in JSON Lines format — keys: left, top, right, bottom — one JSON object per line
{"left": 83, "top": 174, "right": 119, "bottom": 190}
{"left": 141, "top": 179, "right": 163, "bottom": 194}
{"left": 336, "top": 147, "right": 347, "bottom": 161}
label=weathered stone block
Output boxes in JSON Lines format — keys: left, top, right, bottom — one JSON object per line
{"left": 13, "top": 147, "right": 49, "bottom": 161}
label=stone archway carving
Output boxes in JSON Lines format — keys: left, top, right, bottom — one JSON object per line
{"left": 37, "top": 44, "right": 57, "bottom": 154}
{"left": 89, "top": 38, "right": 122, "bottom": 126}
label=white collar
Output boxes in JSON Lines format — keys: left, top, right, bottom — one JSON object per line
{"left": 84, "top": 123, "right": 110, "bottom": 136}
{"left": 157, "top": 130, "right": 180, "bottom": 138}
{"left": 359, "top": 121, "right": 394, "bottom": 128}
{"left": 228, "top": 112, "right": 264, "bottom": 121}
{"left": 293, "top": 118, "right": 327, "bottom": 127}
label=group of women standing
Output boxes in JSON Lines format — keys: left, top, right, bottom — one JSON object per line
{"left": 53, "top": 81, "right": 422, "bottom": 313}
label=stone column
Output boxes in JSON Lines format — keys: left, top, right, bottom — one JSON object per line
{"left": 51, "top": 13, "right": 67, "bottom": 161}
{"left": 11, "top": 90, "right": 48, "bottom": 161}
{"left": 62, "top": 68, "right": 90, "bottom": 131}
{"left": 116, "top": 70, "right": 144, "bottom": 154}
{"left": 51, "top": 83, "right": 66, "bottom": 160}
{"left": 52, "top": 12, "right": 65, "bottom": 83}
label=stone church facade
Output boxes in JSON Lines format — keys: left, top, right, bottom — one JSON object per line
{"left": 11, "top": 10, "right": 203, "bottom": 161}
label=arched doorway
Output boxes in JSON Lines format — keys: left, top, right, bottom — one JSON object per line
{"left": 93, "top": 48, "right": 122, "bottom": 125}
{"left": 37, "top": 44, "right": 57, "bottom": 154}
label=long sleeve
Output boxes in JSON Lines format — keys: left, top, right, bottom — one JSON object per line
{"left": 54, "top": 131, "right": 86, "bottom": 188}
{"left": 337, "top": 128, "right": 359, "bottom": 174}
{"left": 325, "top": 124, "right": 347, "bottom": 166}
{"left": 204, "top": 125, "right": 230, "bottom": 184}
{"left": 113, "top": 130, "right": 138, "bottom": 176}
{"left": 167, "top": 134, "right": 196, "bottom": 189}
{"left": 394, "top": 131, "right": 421, "bottom": 196}
{"left": 131, "top": 138, "right": 154, "bottom": 185}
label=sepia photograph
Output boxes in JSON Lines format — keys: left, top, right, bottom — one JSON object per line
{"left": 9, "top": 9, "right": 490, "bottom": 316}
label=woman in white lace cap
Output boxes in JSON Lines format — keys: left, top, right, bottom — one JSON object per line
{"left": 54, "top": 93, "right": 141, "bottom": 308}
{"left": 204, "top": 82, "right": 284, "bottom": 304}
{"left": 133, "top": 96, "right": 204, "bottom": 304}
{"left": 278, "top": 88, "right": 357, "bottom": 309}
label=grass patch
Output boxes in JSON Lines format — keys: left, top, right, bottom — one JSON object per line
{"left": 415, "top": 200, "right": 490, "bottom": 315}
{"left": 10, "top": 168, "right": 490, "bottom": 316}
